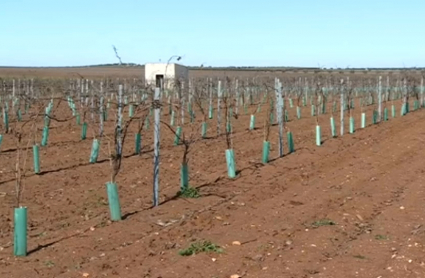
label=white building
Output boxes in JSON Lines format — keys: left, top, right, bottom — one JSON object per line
{"left": 144, "top": 63, "right": 189, "bottom": 89}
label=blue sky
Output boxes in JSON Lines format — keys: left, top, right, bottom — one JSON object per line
{"left": 1, "top": 0, "right": 424, "bottom": 68}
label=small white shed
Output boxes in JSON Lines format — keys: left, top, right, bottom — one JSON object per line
{"left": 144, "top": 63, "right": 189, "bottom": 89}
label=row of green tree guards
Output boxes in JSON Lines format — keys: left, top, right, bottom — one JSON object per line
{"left": 0, "top": 88, "right": 420, "bottom": 257}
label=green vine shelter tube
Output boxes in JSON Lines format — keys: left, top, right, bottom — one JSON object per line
{"left": 13, "top": 207, "right": 27, "bottom": 257}
{"left": 225, "top": 149, "right": 237, "bottom": 178}
{"left": 81, "top": 122, "right": 87, "bottom": 140}
{"left": 330, "top": 117, "right": 336, "bottom": 137}
{"left": 316, "top": 125, "right": 321, "bottom": 146}
{"left": 106, "top": 182, "right": 122, "bottom": 221}
{"left": 384, "top": 107, "right": 388, "bottom": 121}
{"left": 249, "top": 115, "right": 255, "bottom": 130}
{"left": 174, "top": 126, "right": 182, "bottom": 145}
{"left": 129, "top": 104, "right": 134, "bottom": 117}
{"left": 41, "top": 126, "right": 49, "bottom": 146}
{"left": 226, "top": 122, "right": 231, "bottom": 133}
{"left": 262, "top": 141, "right": 270, "bottom": 163}
{"left": 287, "top": 132, "right": 295, "bottom": 153}
{"left": 349, "top": 116, "right": 355, "bottom": 134}
{"left": 135, "top": 133, "right": 141, "bottom": 154}
{"left": 201, "top": 122, "right": 207, "bottom": 138}
{"left": 170, "top": 110, "right": 175, "bottom": 126}
{"left": 33, "top": 145, "right": 40, "bottom": 174}
{"left": 361, "top": 113, "right": 366, "bottom": 128}
{"left": 89, "top": 139, "right": 100, "bottom": 163}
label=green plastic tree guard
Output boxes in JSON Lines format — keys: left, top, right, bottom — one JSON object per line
{"left": 287, "top": 132, "right": 295, "bottom": 153}
{"left": 135, "top": 133, "right": 141, "bottom": 154}
{"left": 249, "top": 115, "right": 255, "bottom": 130}
{"left": 33, "top": 145, "right": 40, "bottom": 174}
{"left": 174, "top": 126, "right": 182, "bottom": 145}
{"left": 13, "top": 207, "right": 27, "bottom": 257}
{"left": 289, "top": 98, "right": 293, "bottom": 108}
{"left": 361, "top": 113, "right": 366, "bottom": 128}
{"left": 392, "top": 105, "right": 396, "bottom": 118}
{"left": 0, "top": 134, "right": 3, "bottom": 150}
{"left": 226, "top": 122, "right": 231, "bottom": 133}
{"left": 81, "top": 122, "right": 87, "bottom": 140}
{"left": 201, "top": 122, "right": 207, "bottom": 138}
{"left": 106, "top": 182, "right": 122, "bottom": 221}
{"left": 349, "top": 117, "right": 355, "bottom": 134}
{"left": 225, "top": 149, "right": 237, "bottom": 178}
{"left": 262, "top": 141, "right": 270, "bottom": 163}
{"left": 3, "top": 111, "right": 9, "bottom": 132}
{"left": 170, "top": 110, "right": 175, "bottom": 126}
{"left": 330, "top": 117, "right": 336, "bottom": 137}
{"left": 384, "top": 107, "right": 388, "bottom": 121}
{"left": 208, "top": 105, "right": 213, "bottom": 119}
{"left": 316, "top": 125, "right": 321, "bottom": 146}
{"left": 322, "top": 100, "right": 327, "bottom": 114}
{"left": 180, "top": 163, "right": 189, "bottom": 191}
{"left": 129, "top": 104, "right": 134, "bottom": 117}
{"left": 401, "top": 103, "right": 406, "bottom": 116}
{"left": 41, "top": 126, "right": 49, "bottom": 146}
{"left": 296, "top": 106, "right": 301, "bottom": 119}
{"left": 311, "top": 105, "right": 315, "bottom": 116}
{"left": 89, "top": 139, "right": 100, "bottom": 163}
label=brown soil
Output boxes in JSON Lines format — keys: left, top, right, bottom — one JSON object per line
{"left": 0, "top": 66, "right": 403, "bottom": 80}
{"left": 0, "top": 73, "right": 424, "bottom": 278}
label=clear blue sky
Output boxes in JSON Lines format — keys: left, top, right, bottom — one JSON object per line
{"left": 1, "top": 0, "right": 424, "bottom": 68}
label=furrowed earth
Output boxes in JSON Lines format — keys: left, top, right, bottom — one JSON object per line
{"left": 0, "top": 67, "right": 424, "bottom": 278}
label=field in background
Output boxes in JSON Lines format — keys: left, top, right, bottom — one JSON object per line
{"left": 1, "top": 66, "right": 423, "bottom": 79}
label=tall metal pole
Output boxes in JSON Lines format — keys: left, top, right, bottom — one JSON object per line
{"left": 153, "top": 87, "right": 161, "bottom": 206}
{"left": 217, "top": 81, "right": 222, "bottom": 136}
{"left": 421, "top": 76, "right": 424, "bottom": 107}
{"left": 378, "top": 76, "right": 382, "bottom": 122}
{"left": 99, "top": 81, "right": 104, "bottom": 137}
{"left": 275, "top": 78, "right": 284, "bottom": 157}
{"left": 340, "top": 79, "right": 344, "bottom": 136}
{"left": 117, "top": 85, "right": 123, "bottom": 156}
